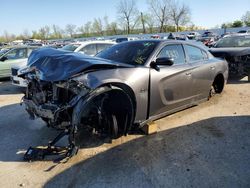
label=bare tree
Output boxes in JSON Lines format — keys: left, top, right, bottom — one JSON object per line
{"left": 92, "top": 18, "right": 104, "bottom": 36}
{"left": 144, "top": 13, "right": 156, "bottom": 33}
{"left": 140, "top": 12, "right": 146, "bottom": 34}
{"left": 31, "top": 30, "right": 41, "bottom": 39}
{"left": 39, "top": 27, "right": 47, "bottom": 39}
{"left": 84, "top": 21, "right": 92, "bottom": 36}
{"left": 65, "top": 24, "right": 77, "bottom": 37}
{"left": 103, "top": 16, "right": 109, "bottom": 30}
{"left": 3, "top": 30, "right": 11, "bottom": 42}
{"left": 22, "top": 29, "right": 31, "bottom": 39}
{"left": 242, "top": 11, "right": 250, "bottom": 26}
{"left": 109, "top": 22, "right": 119, "bottom": 35}
{"left": 117, "top": 0, "right": 139, "bottom": 34}
{"left": 77, "top": 26, "right": 85, "bottom": 34}
{"left": 148, "top": 0, "right": 171, "bottom": 33}
{"left": 169, "top": 0, "right": 191, "bottom": 32}
{"left": 51, "top": 25, "right": 63, "bottom": 39}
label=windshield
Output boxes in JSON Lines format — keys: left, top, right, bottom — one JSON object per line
{"left": 62, "top": 44, "right": 81, "bottom": 51}
{"left": 215, "top": 36, "right": 250, "bottom": 48}
{"left": 238, "top": 30, "right": 247, "bottom": 33}
{"left": 96, "top": 41, "right": 159, "bottom": 65}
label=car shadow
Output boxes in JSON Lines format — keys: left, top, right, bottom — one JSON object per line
{"left": 227, "top": 76, "right": 249, "bottom": 84}
{"left": 1, "top": 103, "right": 250, "bottom": 187}
{"left": 42, "top": 115, "right": 250, "bottom": 188}
{"left": 0, "top": 103, "right": 118, "bottom": 162}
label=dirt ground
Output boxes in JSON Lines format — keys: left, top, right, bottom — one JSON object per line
{"left": 0, "top": 78, "right": 250, "bottom": 188}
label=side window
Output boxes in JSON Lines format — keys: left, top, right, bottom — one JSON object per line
{"left": 27, "top": 48, "right": 35, "bottom": 57}
{"left": 201, "top": 50, "right": 208, "bottom": 60}
{"left": 80, "top": 44, "right": 97, "bottom": 56}
{"left": 185, "top": 45, "right": 204, "bottom": 62}
{"left": 96, "top": 44, "right": 113, "bottom": 53}
{"left": 5, "top": 48, "right": 27, "bottom": 60}
{"left": 157, "top": 44, "right": 185, "bottom": 65}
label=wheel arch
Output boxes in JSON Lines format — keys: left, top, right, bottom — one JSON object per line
{"left": 212, "top": 72, "right": 225, "bottom": 93}
{"left": 72, "top": 83, "right": 137, "bottom": 137}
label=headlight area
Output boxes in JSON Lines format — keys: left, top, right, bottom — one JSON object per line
{"left": 23, "top": 78, "right": 90, "bottom": 130}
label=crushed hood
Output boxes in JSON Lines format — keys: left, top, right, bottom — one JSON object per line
{"left": 26, "top": 48, "right": 133, "bottom": 81}
{"left": 209, "top": 47, "right": 250, "bottom": 57}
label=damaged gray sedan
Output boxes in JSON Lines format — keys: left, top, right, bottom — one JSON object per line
{"left": 19, "top": 40, "right": 228, "bottom": 159}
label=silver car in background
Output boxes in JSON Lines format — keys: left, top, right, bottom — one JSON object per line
{"left": 19, "top": 40, "right": 228, "bottom": 156}
{"left": 61, "top": 40, "right": 116, "bottom": 56}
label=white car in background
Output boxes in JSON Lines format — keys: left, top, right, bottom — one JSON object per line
{"left": 11, "top": 41, "right": 116, "bottom": 87}
{"left": 61, "top": 40, "right": 116, "bottom": 56}
{"left": 187, "top": 32, "right": 201, "bottom": 40}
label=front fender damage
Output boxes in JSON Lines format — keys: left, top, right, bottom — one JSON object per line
{"left": 22, "top": 76, "right": 134, "bottom": 160}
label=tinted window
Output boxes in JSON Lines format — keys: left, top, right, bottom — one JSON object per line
{"left": 5, "top": 48, "right": 27, "bottom": 59}
{"left": 96, "top": 43, "right": 113, "bottom": 53}
{"left": 80, "top": 44, "right": 97, "bottom": 56}
{"left": 215, "top": 36, "right": 250, "bottom": 47}
{"left": 97, "top": 41, "right": 159, "bottom": 65}
{"left": 201, "top": 50, "right": 208, "bottom": 60}
{"left": 185, "top": 45, "right": 204, "bottom": 62}
{"left": 157, "top": 44, "right": 185, "bottom": 65}
{"left": 27, "top": 48, "right": 35, "bottom": 56}
{"left": 62, "top": 44, "right": 81, "bottom": 51}
{"left": 116, "top": 38, "right": 128, "bottom": 43}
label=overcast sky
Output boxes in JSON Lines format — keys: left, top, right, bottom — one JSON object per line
{"left": 1, "top": 0, "right": 250, "bottom": 35}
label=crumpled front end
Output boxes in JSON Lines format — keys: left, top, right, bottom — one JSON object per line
{"left": 225, "top": 55, "right": 250, "bottom": 76}
{"left": 22, "top": 69, "right": 90, "bottom": 130}
{"left": 210, "top": 48, "right": 250, "bottom": 78}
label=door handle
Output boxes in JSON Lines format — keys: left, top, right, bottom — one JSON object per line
{"left": 210, "top": 66, "right": 215, "bottom": 70}
{"left": 186, "top": 72, "right": 192, "bottom": 76}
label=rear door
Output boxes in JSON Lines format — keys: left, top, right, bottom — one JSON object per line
{"left": 183, "top": 44, "right": 214, "bottom": 101}
{"left": 149, "top": 44, "right": 194, "bottom": 117}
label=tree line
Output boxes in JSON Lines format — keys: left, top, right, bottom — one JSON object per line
{"left": 0, "top": 0, "right": 250, "bottom": 43}
{"left": 221, "top": 11, "right": 250, "bottom": 28}
{"left": 0, "top": 0, "right": 192, "bottom": 42}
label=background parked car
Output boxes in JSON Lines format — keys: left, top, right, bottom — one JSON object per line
{"left": 187, "top": 32, "right": 201, "bottom": 40}
{"left": 115, "top": 37, "right": 138, "bottom": 43}
{"left": 0, "top": 46, "right": 37, "bottom": 79}
{"left": 209, "top": 34, "right": 250, "bottom": 81}
{"left": 167, "top": 33, "right": 189, "bottom": 41}
{"left": 61, "top": 40, "right": 116, "bottom": 56}
{"left": 237, "top": 30, "right": 250, "bottom": 34}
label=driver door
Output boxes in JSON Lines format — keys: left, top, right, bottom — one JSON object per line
{"left": 149, "top": 44, "right": 194, "bottom": 118}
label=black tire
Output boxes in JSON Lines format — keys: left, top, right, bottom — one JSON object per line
{"left": 212, "top": 74, "right": 224, "bottom": 94}
{"left": 109, "top": 114, "right": 119, "bottom": 139}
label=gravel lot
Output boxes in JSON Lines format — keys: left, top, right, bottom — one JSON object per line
{"left": 0, "top": 78, "right": 250, "bottom": 188}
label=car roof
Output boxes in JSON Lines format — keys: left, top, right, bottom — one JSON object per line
{"left": 72, "top": 40, "right": 115, "bottom": 45}
{"left": 118, "top": 39, "right": 207, "bottom": 50}
{"left": 223, "top": 33, "right": 250, "bottom": 38}
{"left": 2, "top": 46, "right": 38, "bottom": 50}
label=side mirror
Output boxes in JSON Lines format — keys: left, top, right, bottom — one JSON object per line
{"left": 0, "top": 56, "right": 7, "bottom": 62}
{"left": 155, "top": 57, "right": 174, "bottom": 66}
